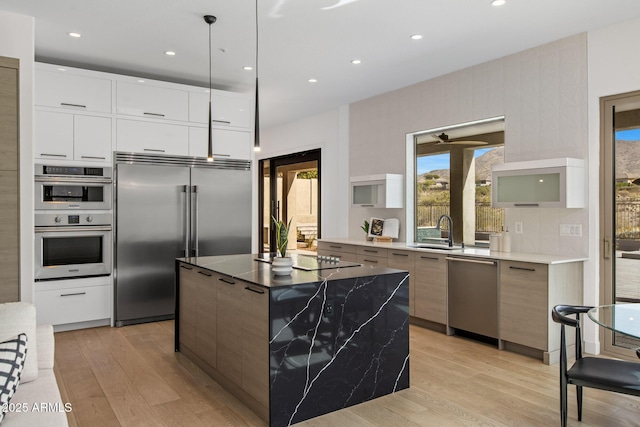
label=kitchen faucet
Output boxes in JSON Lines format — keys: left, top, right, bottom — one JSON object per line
{"left": 436, "top": 214, "right": 454, "bottom": 247}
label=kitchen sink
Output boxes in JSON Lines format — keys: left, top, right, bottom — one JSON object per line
{"left": 408, "top": 244, "right": 463, "bottom": 251}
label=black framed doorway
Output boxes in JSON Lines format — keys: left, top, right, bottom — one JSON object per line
{"left": 258, "top": 149, "right": 321, "bottom": 254}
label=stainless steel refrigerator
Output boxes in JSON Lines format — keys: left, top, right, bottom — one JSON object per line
{"left": 113, "top": 153, "right": 251, "bottom": 326}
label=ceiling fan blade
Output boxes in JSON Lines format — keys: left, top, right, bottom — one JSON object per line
{"left": 445, "top": 140, "right": 488, "bottom": 145}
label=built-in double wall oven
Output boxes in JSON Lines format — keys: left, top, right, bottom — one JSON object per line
{"left": 34, "top": 165, "right": 113, "bottom": 281}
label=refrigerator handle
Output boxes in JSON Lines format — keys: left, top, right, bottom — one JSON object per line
{"left": 183, "top": 185, "right": 190, "bottom": 257}
{"left": 192, "top": 185, "right": 199, "bottom": 257}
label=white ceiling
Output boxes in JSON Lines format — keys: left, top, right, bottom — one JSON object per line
{"left": 3, "top": 0, "right": 640, "bottom": 129}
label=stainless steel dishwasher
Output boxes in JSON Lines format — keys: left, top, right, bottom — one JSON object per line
{"left": 447, "top": 256, "right": 498, "bottom": 339}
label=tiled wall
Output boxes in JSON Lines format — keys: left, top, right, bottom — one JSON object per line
{"left": 349, "top": 33, "right": 588, "bottom": 257}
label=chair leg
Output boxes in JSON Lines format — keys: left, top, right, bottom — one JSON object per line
{"left": 561, "top": 379, "right": 568, "bottom": 427}
{"left": 576, "top": 385, "right": 583, "bottom": 421}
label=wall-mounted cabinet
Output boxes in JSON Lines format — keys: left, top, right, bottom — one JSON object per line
{"left": 188, "top": 127, "right": 251, "bottom": 160}
{"left": 189, "top": 92, "right": 252, "bottom": 129}
{"left": 350, "top": 174, "right": 403, "bottom": 208}
{"left": 35, "top": 69, "right": 112, "bottom": 113}
{"left": 35, "top": 110, "right": 112, "bottom": 162}
{"left": 491, "top": 158, "right": 584, "bottom": 208}
{"left": 117, "top": 81, "right": 189, "bottom": 122}
{"left": 117, "top": 119, "right": 188, "bottom": 156}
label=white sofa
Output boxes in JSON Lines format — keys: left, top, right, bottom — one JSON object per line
{"left": 0, "top": 302, "right": 68, "bottom": 427}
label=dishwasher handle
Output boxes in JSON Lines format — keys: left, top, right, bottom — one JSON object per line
{"left": 446, "top": 257, "right": 497, "bottom": 266}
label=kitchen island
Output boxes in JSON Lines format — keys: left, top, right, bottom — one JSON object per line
{"left": 175, "top": 254, "right": 410, "bottom": 427}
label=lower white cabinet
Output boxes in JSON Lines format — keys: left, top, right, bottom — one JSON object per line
{"left": 117, "top": 119, "right": 188, "bottom": 156}
{"left": 35, "top": 110, "right": 112, "bottom": 161}
{"left": 35, "top": 282, "right": 110, "bottom": 326}
{"left": 189, "top": 127, "right": 251, "bottom": 160}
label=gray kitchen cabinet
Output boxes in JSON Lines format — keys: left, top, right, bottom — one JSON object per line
{"left": 241, "top": 284, "right": 269, "bottom": 408}
{"left": 316, "top": 241, "right": 358, "bottom": 262}
{"left": 387, "top": 250, "right": 415, "bottom": 316}
{"left": 356, "top": 245, "right": 388, "bottom": 267}
{"left": 177, "top": 261, "right": 268, "bottom": 412}
{"left": 499, "top": 260, "right": 582, "bottom": 364}
{"left": 216, "top": 273, "right": 243, "bottom": 386}
{"left": 178, "top": 264, "right": 217, "bottom": 368}
{"left": 414, "top": 253, "right": 447, "bottom": 324}
{"left": 0, "top": 56, "right": 19, "bottom": 303}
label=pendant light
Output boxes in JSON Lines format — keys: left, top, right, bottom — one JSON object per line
{"left": 204, "top": 15, "right": 216, "bottom": 162}
{"left": 253, "top": 0, "right": 261, "bottom": 152}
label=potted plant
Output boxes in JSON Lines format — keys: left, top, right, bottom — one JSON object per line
{"left": 361, "top": 219, "right": 373, "bottom": 241}
{"left": 272, "top": 216, "right": 293, "bottom": 275}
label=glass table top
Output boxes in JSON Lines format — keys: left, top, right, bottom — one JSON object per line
{"left": 588, "top": 304, "right": 640, "bottom": 340}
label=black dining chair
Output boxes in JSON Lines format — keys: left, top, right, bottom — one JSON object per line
{"left": 552, "top": 305, "right": 640, "bottom": 427}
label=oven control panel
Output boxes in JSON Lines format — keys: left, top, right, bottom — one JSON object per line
{"left": 35, "top": 213, "right": 112, "bottom": 227}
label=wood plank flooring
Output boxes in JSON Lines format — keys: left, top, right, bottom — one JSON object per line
{"left": 53, "top": 321, "right": 640, "bottom": 426}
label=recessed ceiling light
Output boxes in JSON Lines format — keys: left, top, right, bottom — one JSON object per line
{"left": 137, "top": 79, "right": 145, "bottom": 83}
{"left": 68, "top": 32, "right": 81, "bottom": 38}
{"left": 165, "top": 51, "right": 176, "bottom": 56}
{"left": 351, "top": 59, "right": 362, "bottom": 65}
{"left": 243, "top": 66, "right": 253, "bottom": 71}
{"left": 490, "top": 0, "right": 506, "bottom": 6}
{"left": 410, "top": 34, "right": 423, "bottom": 40}
{"left": 57, "top": 68, "right": 66, "bottom": 72}
{"left": 308, "top": 78, "right": 318, "bottom": 83}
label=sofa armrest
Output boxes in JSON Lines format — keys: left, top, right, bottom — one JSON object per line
{"left": 36, "top": 324, "right": 55, "bottom": 370}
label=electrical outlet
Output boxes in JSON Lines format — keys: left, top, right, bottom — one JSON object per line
{"left": 560, "top": 224, "right": 583, "bottom": 237}
{"left": 515, "top": 222, "right": 523, "bottom": 234}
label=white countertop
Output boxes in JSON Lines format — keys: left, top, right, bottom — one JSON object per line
{"left": 318, "top": 238, "right": 588, "bottom": 265}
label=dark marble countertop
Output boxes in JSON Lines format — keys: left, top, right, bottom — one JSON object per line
{"left": 177, "top": 253, "right": 406, "bottom": 289}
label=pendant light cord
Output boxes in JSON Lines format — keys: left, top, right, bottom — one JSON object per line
{"left": 254, "top": 0, "right": 261, "bottom": 151}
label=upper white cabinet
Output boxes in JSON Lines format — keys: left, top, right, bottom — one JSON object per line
{"left": 189, "top": 92, "right": 252, "bottom": 129}
{"left": 35, "top": 111, "right": 112, "bottom": 162}
{"left": 492, "top": 158, "right": 585, "bottom": 208}
{"left": 117, "top": 119, "right": 188, "bottom": 156}
{"left": 350, "top": 174, "right": 403, "bottom": 208}
{"left": 117, "top": 82, "right": 188, "bottom": 122}
{"left": 189, "top": 127, "right": 251, "bottom": 160}
{"left": 35, "top": 69, "right": 112, "bottom": 113}
{"left": 34, "top": 64, "right": 253, "bottom": 162}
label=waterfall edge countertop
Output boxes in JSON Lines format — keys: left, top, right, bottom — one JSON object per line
{"left": 318, "top": 238, "right": 588, "bottom": 264}
{"left": 177, "top": 252, "right": 407, "bottom": 288}
{"left": 175, "top": 253, "right": 410, "bottom": 426}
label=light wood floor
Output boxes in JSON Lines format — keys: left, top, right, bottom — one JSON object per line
{"left": 53, "top": 321, "right": 640, "bottom": 427}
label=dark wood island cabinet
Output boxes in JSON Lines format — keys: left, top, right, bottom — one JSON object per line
{"left": 175, "top": 254, "right": 409, "bottom": 426}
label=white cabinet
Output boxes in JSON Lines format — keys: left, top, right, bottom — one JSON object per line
{"left": 117, "top": 81, "right": 188, "bottom": 121}
{"left": 35, "top": 69, "right": 112, "bottom": 113}
{"left": 492, "top": 158, "right": 584, "bottom": 208}
{"left": 117, "top": 119, "right": 188, "bottom": 156}
{"left": 189, "top": 91, "right": 252, "bottom": 128}
{"left": 35, "top": 110, "right": 112, "bottom": 161}
{"left": 189, "top": 127, "right": 251, "bottom": 160}
{"left": 35, "top": 282, "right": 111, "bottom": 327}
{"left": 350, "top": 174, "right": 403, "bottom": 208}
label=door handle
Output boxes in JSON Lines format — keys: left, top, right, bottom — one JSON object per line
{"left": 604, "top": 238, "right": 611, "bottom": 260}
{"left": 192, "top": 185, "right": 199, "bottom": 257}
{"left": 183, "top": 185, "right": 190, "bottom": 257}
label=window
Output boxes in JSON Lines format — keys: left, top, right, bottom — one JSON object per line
{"left": 412, "top": 118, "right": 504, "bottom": 246}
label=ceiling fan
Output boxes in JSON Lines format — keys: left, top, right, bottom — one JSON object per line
{"left": 428, "top": 132, "right": 488, "bottom": 146}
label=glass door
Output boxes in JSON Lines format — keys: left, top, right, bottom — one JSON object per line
{"left": 601, "top": 91, "right": 640, "bottom": 357}
{"left": 258, "top": 149, "right": 321, "bottom": 255}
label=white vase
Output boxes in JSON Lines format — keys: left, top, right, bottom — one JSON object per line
{"left": 272, "top": 256, "right": 293, "bottom": 275}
